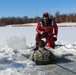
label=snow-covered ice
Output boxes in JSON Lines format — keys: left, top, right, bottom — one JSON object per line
{"left": 0, "top": 23, "right": 76, "bottom": 75}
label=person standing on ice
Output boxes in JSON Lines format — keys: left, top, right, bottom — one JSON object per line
{"left": 33, "top": 12, "right": 58, "bottom": 50}
{"left": 29, "top": 40, "right": 56, "bottom": 65}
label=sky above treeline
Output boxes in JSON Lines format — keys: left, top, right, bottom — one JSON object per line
{"left": 0, "top": 0, "right": 76, "bottom": 18}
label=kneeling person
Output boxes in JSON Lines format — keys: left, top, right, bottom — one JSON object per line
{"left": 29, "top": 40, "right": 56, "bottom": 65}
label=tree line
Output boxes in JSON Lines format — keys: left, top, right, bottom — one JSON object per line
{"left": 0, "top": 11, "right": 76, "bottom": 26}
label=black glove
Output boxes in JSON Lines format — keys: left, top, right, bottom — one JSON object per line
{"left": 42, "top": 31, "right": 48, "bottom": 36}
{"left": 53, "top": 36, "right": 57, "bottom": 41}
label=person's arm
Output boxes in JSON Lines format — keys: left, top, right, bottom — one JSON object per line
{"left": 29, "top": 51, "right": 35, "bottom": 61}
{"left": 36, "top": 22, "right": 43, "bottom": 34}
{"left": 49, "top": 51, "right": 56, "bottom": 64}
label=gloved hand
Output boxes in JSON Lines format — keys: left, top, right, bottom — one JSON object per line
{"left": 41, "top": 31, "right": 48, "bottom": 36}
{"left": 40, "top": 31, "right": 44, "bottom": 35}
{"left": 53, "top": 35, "right": 57, "bottom": 41}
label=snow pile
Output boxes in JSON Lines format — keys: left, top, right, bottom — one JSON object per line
{"left": 51, "top": 41, "right": 76, "bottom": 61}
{"left": 0, "top": 44, "right": 36, "bottom": 71}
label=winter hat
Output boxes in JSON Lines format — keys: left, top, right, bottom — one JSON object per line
{"left": 38, "top": 40, "right": 46, "bottom": 47}
{"left": 43, "top": 12, "right": 49, "bottom": 18}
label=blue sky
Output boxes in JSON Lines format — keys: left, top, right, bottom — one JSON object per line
{"left": 0, "top": 0, "right": 76, "bottom": 18}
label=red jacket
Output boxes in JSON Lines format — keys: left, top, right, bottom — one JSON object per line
{"left": 36, "top": 19, "right": 58, "bottom": 36}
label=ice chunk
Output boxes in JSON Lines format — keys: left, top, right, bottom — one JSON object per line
{"left": 6, "top": 35, "right": 26, "bottom": 50}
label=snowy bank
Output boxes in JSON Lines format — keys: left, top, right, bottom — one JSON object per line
{"left": 58, "top": 22, "right": 76, "bottom": 27}
{"left": 10, "top": 22, "right": 76, "bottom": 27}
{"left": 23, "top": 22, "right": 76, "bottom": 27}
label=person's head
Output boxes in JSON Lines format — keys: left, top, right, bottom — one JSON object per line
{"left": 38, "top": 40, "right": 46, "bottom": 48}
{"left": 43, "top": 12, "right": 49, "bottom": 22}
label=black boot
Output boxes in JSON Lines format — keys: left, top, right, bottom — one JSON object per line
{"left": 51, "top": 44, "right": 55, "bottom": 49}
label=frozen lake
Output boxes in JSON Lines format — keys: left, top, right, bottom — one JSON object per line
{"left": 0, "top": 25, "right": 76, "bottom": 75}
{"left": 58, "top": 27, "right": 76, "bottom": 44}
{"left": 0, "top": 26, "right": 76, "bottom": 45}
